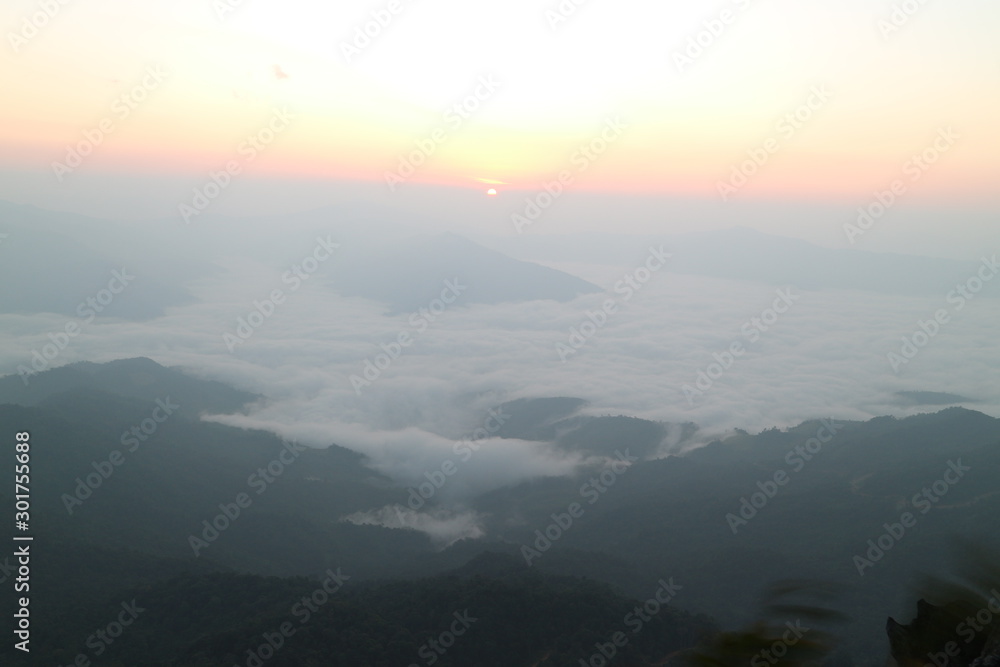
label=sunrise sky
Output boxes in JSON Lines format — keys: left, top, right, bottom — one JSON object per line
{"left": 1, "top": 0, "right": 997, "bottom": 245}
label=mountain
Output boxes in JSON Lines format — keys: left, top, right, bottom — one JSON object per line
{"left": 893, "top": 390, "right": 977, "bottom": 407}
{"left": 325, "top": 232, "right": 602, "bottom": 313}
{"left": 481, "top": 227, "right": 992, "bottom": 298}
{"left": 664, "top": 227, "right": 988, "bottom": 296}
{"left": 0, "top": 389, "right": 426, "bottom": 579}
{"left": 492, "top": 396, "right": 698, "bottom": 459}
{"left": 0, "top": 356, "right": 258, "bottom": 417}
{"left": 888, "top": 597, "right": 1000, "bottom": 667}
{"left": 2, "top": 554, "right": 714, "bottom": 666}
{"left": 0, "top": 201, "right": 204, "bottom": 318}
{"left": 2, "top": 358, "right": 999, "bottom": 665}
{"left": 491, "top": 396, "right": 589, "bottom": 440}
{"left": 471, "top": 409, "right": 1000, "bottom": 663}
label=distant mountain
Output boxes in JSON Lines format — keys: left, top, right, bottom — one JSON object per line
{"left": 493, "top": 396, "right": 698, "bottom": 459}
{"left": 325, "top": 232, "right": 602, "bottom": 313}
{"left": 492, "top": 396, "right": 589, "bottom": 440}
{"left": 481, "top": 227, "right": 991, "bottom": 298}
{"left": 0, "top": 356, "right": 258, "bottom": 417}
{"left": 894, "top": 390, "right": 976, "bottom": 406}
{"left": 0, "top": 201, "right": 204, "bottom": 318}
{"left": 666, "top": 227, "right": 987, "bottom": 296}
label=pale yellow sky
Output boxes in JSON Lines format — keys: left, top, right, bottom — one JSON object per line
{"left": 1, "top": 0, "right": 998, "bottom": 217}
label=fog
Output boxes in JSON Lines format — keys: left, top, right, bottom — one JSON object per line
{"left": 1, "top": 200, "right": 997, "bottom": 505}
{"left": 2, "top": 171, "right": 997, "bottom": 259}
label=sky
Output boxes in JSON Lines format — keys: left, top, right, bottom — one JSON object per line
{"left": 1, "top": 0, "right": 998, "bottom": 254}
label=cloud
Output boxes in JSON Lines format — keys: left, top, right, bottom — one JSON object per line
{"left": 0, "top": 221, "right": 997, "bottom": 506}
{"left": 203, "top": 410, "right": 581, "bottom": 500}
{"left": 341, "top": 505, "right": 484, "bottom": 548}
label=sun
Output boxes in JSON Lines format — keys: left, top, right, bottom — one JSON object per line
{"left": 487, "top": 188, "right": 498, "bottom": 196}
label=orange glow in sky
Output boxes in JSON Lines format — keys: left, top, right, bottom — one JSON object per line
{"left": 1, "top": 0, "right": 999, "bottom": 212}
